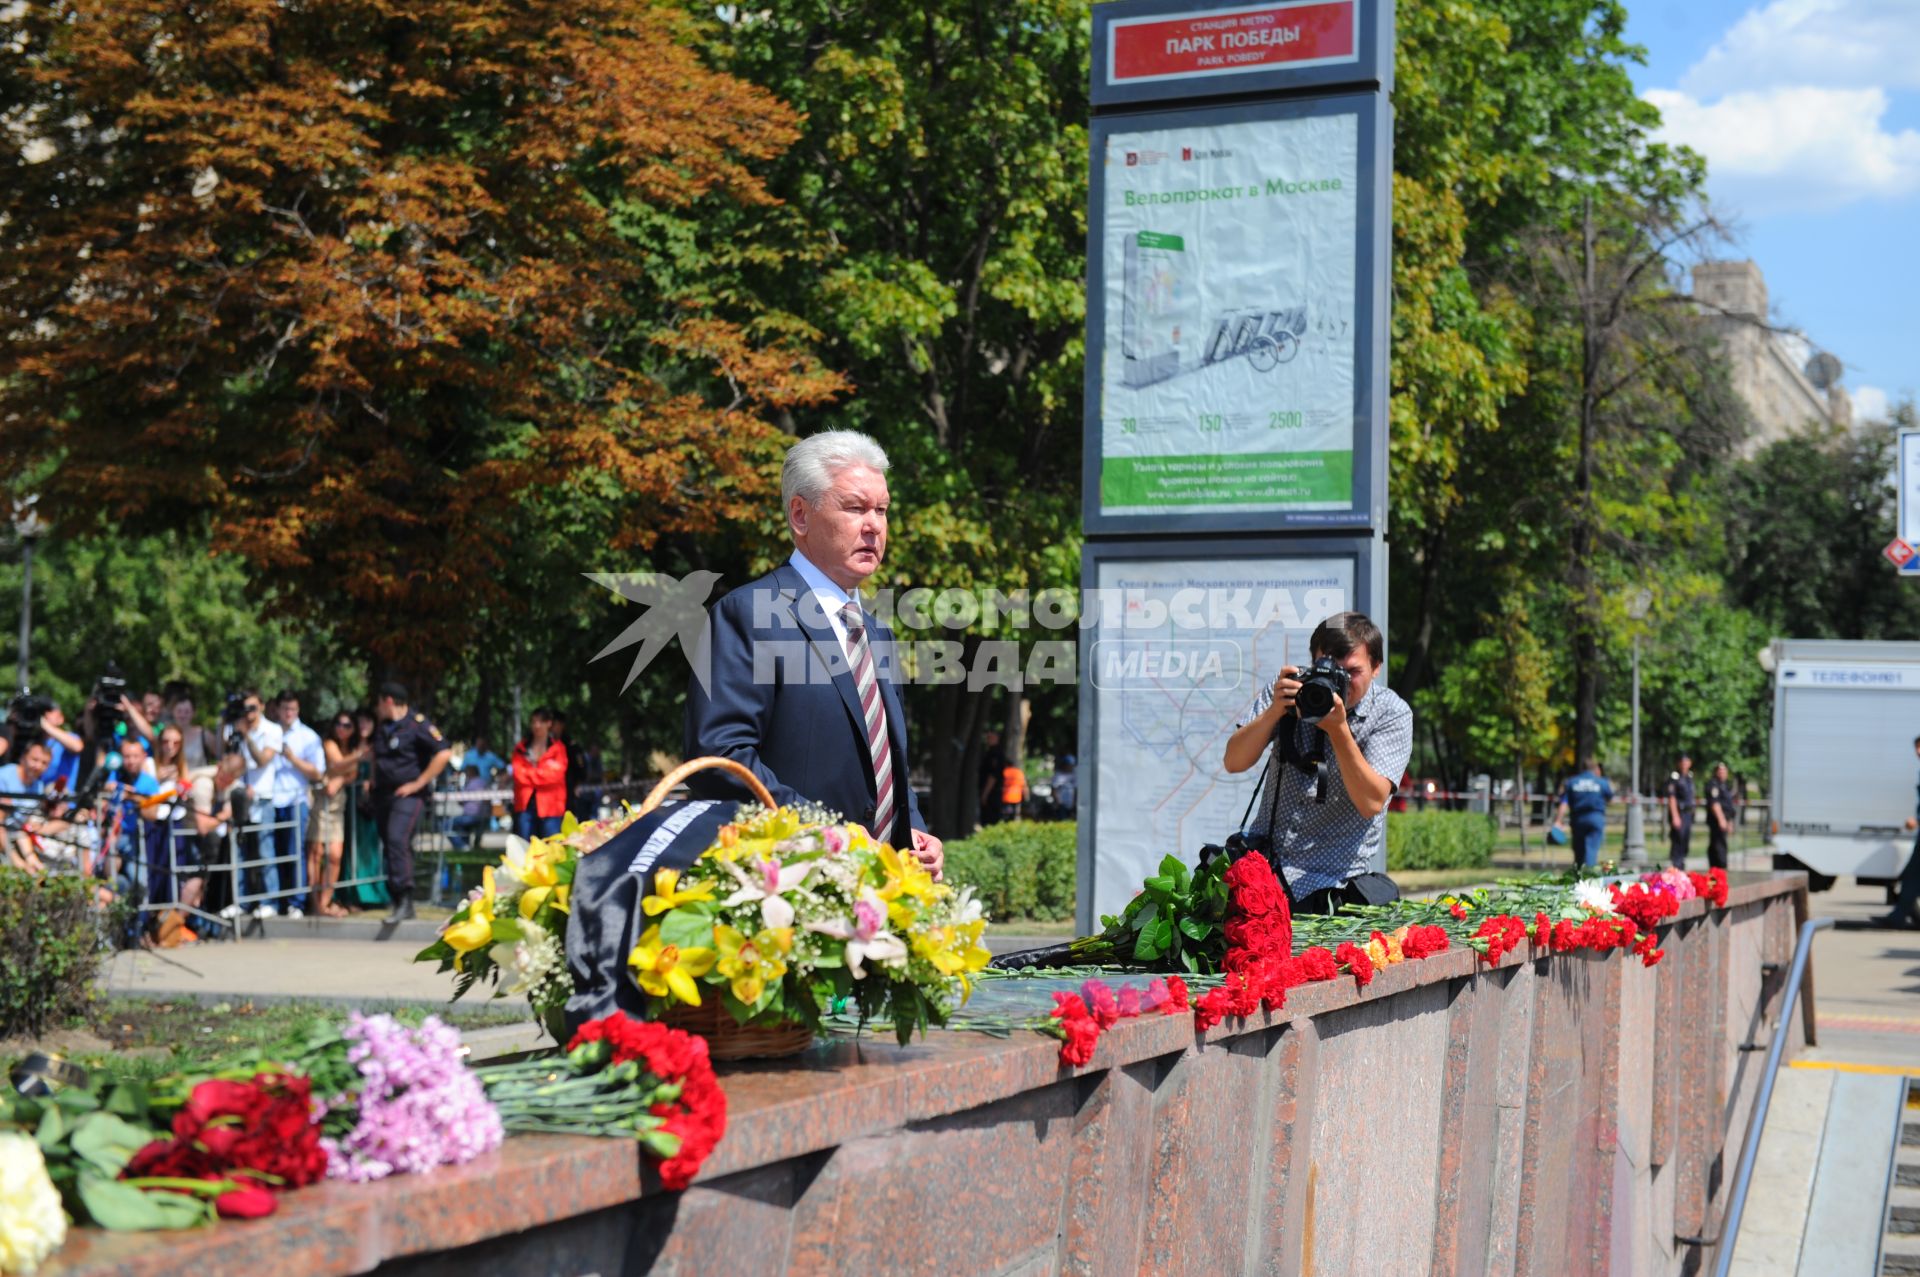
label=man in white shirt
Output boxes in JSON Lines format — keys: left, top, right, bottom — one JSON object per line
{"left": 233, "top": 691, "right": 287, "bottom": 917}
{"left": 275, "top": 691, "right": 326, "bottom": 918}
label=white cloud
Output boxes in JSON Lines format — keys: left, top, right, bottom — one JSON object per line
{"left": 1682, "top": 0, "right": 1920, "bottom": 99}
{"left": 1646, "top": 85, "right": 1920, "bottom": 214}
{"left": 1854, "top": 384, "right": 1890, "bottom": 422}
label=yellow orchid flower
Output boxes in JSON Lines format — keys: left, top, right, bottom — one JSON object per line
{"left": 643, "top": 867, "right": 716, "bottom": 917}
{"left": 627, "top": 923, "right": 716, "bottom": 1007}
{"left": 876, "top": 843, "right": 938, "bottom": 905}
{"left": 518, "top": 881, "right": 571, "bottom": 919}
{"left": 442, "top": 867, "right": 497, "bottom": 970}
{"left": 712, "top": 924, "right": 793, "bottom": 1005}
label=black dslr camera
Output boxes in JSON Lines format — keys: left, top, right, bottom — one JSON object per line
{"left": 1294, "top": 655, "right": 1351, "bottom": 724}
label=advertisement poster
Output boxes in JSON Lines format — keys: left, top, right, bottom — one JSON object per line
{"left": 1097, "top": 109, "right": 1360, "bottom": 517}
{"left": 1083, "top": 553, "right": 1354, "bottom": 926}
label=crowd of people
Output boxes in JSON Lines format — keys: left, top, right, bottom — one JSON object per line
{"left": 0, "top": 677, "right": 599, "bottom": 944}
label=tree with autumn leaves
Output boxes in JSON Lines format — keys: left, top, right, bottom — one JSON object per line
{"left": 0, "top": 0, "right": 842, "bottom": 678}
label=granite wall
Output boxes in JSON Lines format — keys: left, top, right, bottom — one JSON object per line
{"left": 44, "top": 875, "right": 1807, "bottom": 1277}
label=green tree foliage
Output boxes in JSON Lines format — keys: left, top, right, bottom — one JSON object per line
{"left": 0, "top": 527, "right": 359, "bottom": 715}
{"left": 707, "top": 1, "right": 1091, "bottom": 832}
{"left": 1725, "top": 405, "right": 1920, "bottom": 642}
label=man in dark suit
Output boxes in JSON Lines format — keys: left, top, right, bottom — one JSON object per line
{"left": 684, "top": 430, "right": 944, "bottom": 876}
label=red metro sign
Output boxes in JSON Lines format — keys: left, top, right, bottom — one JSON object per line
{"left": 1107, "top": 0, "right": 1359, "bottom": 87}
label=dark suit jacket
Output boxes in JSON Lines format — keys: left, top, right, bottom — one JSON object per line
{"left": 683, "top": 563, "right": 925, "bottom": 844}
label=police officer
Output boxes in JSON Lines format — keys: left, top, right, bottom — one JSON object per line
{"left": 1704, "top": 762, "right": 1736, "bottom": 871}
{"left": 1663, "top": 753, "right": 1697, "bottom": 871}
{"left": 1554, "top": 757, "right": 1613, "bottom": 868}
{"left": 370, "top": 681, "right": 451, "bottom": 921}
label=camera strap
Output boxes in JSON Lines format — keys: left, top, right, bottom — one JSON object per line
{"left": 1274, "top": 713, "right": 1331, "bottom": 804}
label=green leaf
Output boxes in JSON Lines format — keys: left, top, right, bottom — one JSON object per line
{"left": 1177, "top": 914, "right": 1213, "bottom": 942}
{"left": 70, "top": 1112, "right": 162, "bottom": 1179}
{"left": 657, "top": 902, "right": 716, "bottom": 952}
{"left": 104, "top": 1082, "right": 152, "bottom": 1125}
{"left": 34, "top": 1104, "right": 65, "bottom": 1151}
{"left": 1132, "top": 920, "right": 1165, "bottom": 961}
{"left": 77, "top": 1172, "right": 206, "bottom": 1230}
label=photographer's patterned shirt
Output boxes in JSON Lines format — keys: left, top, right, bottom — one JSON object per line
{"left": 1235, "top": 679, "right": 1415, "bottom": 901}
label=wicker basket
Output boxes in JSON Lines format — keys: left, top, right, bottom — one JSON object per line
{"left": 639, "top": 756, "right": 814, "bottom": 1061}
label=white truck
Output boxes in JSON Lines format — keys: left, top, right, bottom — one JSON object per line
{"left": 1767, "top": 638, "right": 1920, "bottom": 892}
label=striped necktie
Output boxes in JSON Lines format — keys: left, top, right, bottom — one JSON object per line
{"left": 841, "top": 601, "right": 895, "bottom": 839}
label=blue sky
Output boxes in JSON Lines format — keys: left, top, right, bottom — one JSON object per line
{"left": 1628, "top": 0, "right": 1920, "bottom": 421}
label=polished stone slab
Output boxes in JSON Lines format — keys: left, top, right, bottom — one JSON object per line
{"left": 40, "top": 873, "right": 1806, "bottom": 1277}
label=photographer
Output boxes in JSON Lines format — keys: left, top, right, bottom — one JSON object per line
{"left": 1223, "top": 612, "right": 1414, "bottom": 915}
{"left": 227, "top": 690, "right": 287, "bottom": 917}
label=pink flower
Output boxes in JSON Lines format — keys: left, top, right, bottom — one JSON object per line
{"left": 760, "top": 858, "right": 782, "bottom": 895}
{"left": 853, "top": 897, "right": 883, "bottom": 941}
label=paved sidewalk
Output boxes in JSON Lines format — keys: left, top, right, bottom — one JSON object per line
{"left": 102, "top": 939, "right": 467, "bottom": 1006}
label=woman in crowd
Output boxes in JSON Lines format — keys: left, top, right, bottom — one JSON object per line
{"left": 145, "top": 726, "right": 189, "bottom": 907}
{"left": 510, "top": 707, "right": 568, "bottom": 840}
{"left": 170, "top": 694, "right": 223, "bottom": 767}
{"left": 308, "top": 711, "right": 367, "bottom": 918}
{"left": 349, "top": 706, "right": 389, "bottom": 908}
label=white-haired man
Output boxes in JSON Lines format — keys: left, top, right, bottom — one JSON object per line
{"left": 685, "top": 429, "right": 942, "bottom": 875}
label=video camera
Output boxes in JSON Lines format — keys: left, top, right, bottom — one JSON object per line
{"left": 1294, "top": 656, "right": 1351, "bottom": 725}
{"left": 91, "top": 662, "right": 128, "bottom": 726}
{"left": 220, "top": 691, "right": 250, "bottom": 752}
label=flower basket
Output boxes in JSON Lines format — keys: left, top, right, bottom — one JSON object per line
{"left": 657, "top": 998, "right": 815, "bottom": 1061}
{"left": 640, "top": 758, "right": 814, "bottom": 1060}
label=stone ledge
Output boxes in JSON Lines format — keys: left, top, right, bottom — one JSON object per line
{"left": 39, "top": 872, "right": 1805, "bottom": 1277}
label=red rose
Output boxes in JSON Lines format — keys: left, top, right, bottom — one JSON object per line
{"left": 215, "top": 1185, "right": 278, "bottom": 1219}
{"left": 131, "top": 1074, "right": 326, "bottom": 1194}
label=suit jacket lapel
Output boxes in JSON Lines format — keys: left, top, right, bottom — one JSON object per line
{"left": 773, "top": 563, "right": 874, "bottom": 788}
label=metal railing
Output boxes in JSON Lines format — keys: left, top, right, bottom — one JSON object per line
{"left": 1708, "top": 915, "right": 1835, "bottom": 1276}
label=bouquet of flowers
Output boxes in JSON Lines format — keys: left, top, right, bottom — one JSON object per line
{"left": 471, "top": 1012, "right": 726, "bottom": 1189}
{"left": 279, "top": 1013, "right": 504, "bottom": 1183}
{"left": 415, "top": 808, "right": 633, "bottom": 1036}
{"left": 635, "top": 804, "right": 992, "bottom": 1043}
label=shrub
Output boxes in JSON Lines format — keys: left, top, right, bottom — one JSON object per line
{"left": 1385, "top": 811, "right": 1495, "bottom": 872}
{"left": 0, "top": 869, "right": 104, "bottom": 1039}
{"left": 943, "top": 821, "right": 1077, "bottom": 923}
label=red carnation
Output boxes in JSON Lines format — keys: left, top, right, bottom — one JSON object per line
{"left": 1162, "top": 975, "right": 1190, "bottom": 1011}
{"left": 1193, "top": 986, "right": 1231, "bottom": 1031}
{"left": 1449, "top": 901, "right": 1467, "bottom": 921}
{"left": 1080, "top": 979, "right": 1122, "bottom": 1030}
{"left": 1535, "top": 912, "right": 1551, "bottom": 948}
{"left": 1335, "top": 941, "right": 1374, "bottom": 986}
{"left": 1402, "top": 924, "right": 1450, "bottom": 961}
{"left": 1051, "top": 992, "right": 1103, "bottom": 1067}
{"left": 1293, "top": 946, "right": 1340, "bottom": 983}
{"left": 570, "top": 1014, "right": 727, "bottom": 1191}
